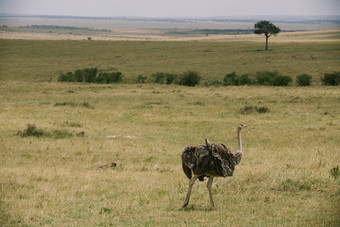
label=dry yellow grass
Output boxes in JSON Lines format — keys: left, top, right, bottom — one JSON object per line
{"left": 0, "top": 81, "right": 339, "bottom": 226}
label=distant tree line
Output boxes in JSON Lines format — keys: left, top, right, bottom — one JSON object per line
{"left": 169, "top": 29, "right": 254, "bottom": 35}
{"left": 20, "top": 25, "right": 111, "bottom": 32}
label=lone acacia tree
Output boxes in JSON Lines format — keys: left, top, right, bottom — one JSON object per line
{"left": 254, "top": 20, "right": 280, "bottom": 50}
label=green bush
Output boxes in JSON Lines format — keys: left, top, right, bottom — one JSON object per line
{"left": 255, "top": 71, "right": 292, "bottom": 86}
{"left": 152, "top": 73, "right": 178, "bottom": 84}
{"left": 223, "top": 72, "right": 238, "bottom": 85}
{"left": 322, "top": 72, "right": 340, "bottom": 86}
{"left": 84, "top": 68, "right": 98, "bottom": 83}
{"left": 273, "top": 75, "right": 292, "bottom": 86}
{"left": 296, "top": 74, "right": 312, "bottom": 86}
{"left": 73, "top": 68, "right": 98, "bottom": 82}
{"left": 58, "top": 72, "right": 76, "bottom": 82}
{"left": 178, "top": 71, "right": 201, "bottom": 87}
{"left": 165, "top": 73, "right": 178, "bottom": 84}
{"left": 223, "top": 72, "right": 254, "bottom": 86}
{"left": 256, "top": 71, "right": 277, "bottom": 85}
{"left": 96, "top": 72, "right": 122, "bottom": 83}
{"left": 152, "top": 72, "right": 166, "bottom": 84}
{"left": 73, "top": 69, "right": 84, "bottom": 82}
{"left": 239, "top": 74, "right": 253, "bottom": 85}
{"left": 136, "top": 75, "right": 148, "bottom": 83}
{"left": 58, "top": 68, "right": 122, "bottom": 84}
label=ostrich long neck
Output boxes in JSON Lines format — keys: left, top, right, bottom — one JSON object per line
{"left": 231, "top": 127, "right": 243, "bottom": 165}
{"left": 237, "top": 128, "right": 242, "bottom": 153}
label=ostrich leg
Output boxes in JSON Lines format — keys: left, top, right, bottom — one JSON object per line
{"left": 182, "top": 175, "right": 198, "bottom": 208}
{"left": 207, "top": 177, "right": 215, "bottom": 208}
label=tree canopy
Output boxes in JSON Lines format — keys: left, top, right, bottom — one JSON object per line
{"left": 254, "top": 20, "right": 281, "bottom": 50}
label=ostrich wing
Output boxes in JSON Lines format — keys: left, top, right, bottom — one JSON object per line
{"left": 209, "top": 143, "right": 235, "bottom": 177}
{"left": 182, "top": 145, "right": 211, "bottom": 178}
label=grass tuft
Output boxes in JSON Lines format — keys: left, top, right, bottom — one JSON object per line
{"left": 17, "top": 124, "right": 46, "bottom": 137}
{"left": 17, "top": 124, "right": 77, "bottom": 139}
{"left": 330, "top": 166, "right": 339, "bottom": 180}
{"left": 240, "top": 105, "right": 269, "bottom": 114}
{"left": 55, "top": 101, "right": 93, "bottom": 109}
{"left": 274, "top": 178, "right": 313, "bottom": 192}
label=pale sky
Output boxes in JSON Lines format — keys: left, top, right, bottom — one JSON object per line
{"left": 0, "top": 0, "right": 339, "bottom": 18}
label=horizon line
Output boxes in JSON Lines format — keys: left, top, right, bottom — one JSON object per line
{"left": 1, "top": 12, "right": 340, "bottom": 20}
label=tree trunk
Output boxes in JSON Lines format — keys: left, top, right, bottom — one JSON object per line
{"left": 265, "top": 35, "right": 269, "bottom": 51}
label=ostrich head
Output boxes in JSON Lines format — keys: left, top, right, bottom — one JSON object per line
{"left": 238, "top": 123, "right": 248, "bottom": 129}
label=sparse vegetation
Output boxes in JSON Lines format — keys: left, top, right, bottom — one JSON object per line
{"left": 240, "top": 105, "right": 269, "bottom": 114}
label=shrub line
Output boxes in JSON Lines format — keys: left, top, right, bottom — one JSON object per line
{"left": 58, "top": 68, "right": 340, "bottom": 87}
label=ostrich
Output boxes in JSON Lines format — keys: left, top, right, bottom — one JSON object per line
{"left": 181, "top": 123, "right": 248, "bottom": 209}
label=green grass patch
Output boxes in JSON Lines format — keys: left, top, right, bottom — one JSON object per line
{"left": 1, "top": 39, "right": 339, "bottom": 82}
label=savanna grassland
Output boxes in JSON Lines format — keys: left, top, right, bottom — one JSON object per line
{"left": 0, "top": 32, "right": 340, "bottom": 226}
{"left": 1, "top": 31, "right": 340, "bottom": 82}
